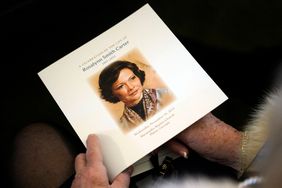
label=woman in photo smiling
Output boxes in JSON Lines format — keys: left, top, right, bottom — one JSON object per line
{"left": 98, "top": 60, "right": 174, "bottom": 133}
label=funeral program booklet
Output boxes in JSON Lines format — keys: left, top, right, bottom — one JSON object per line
{"left": 38, "top": 3, "right": 228, "bottom": 181}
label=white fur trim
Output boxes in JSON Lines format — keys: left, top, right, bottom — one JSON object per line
{"left": 146, "top": 176, "right": 238, "bottom": 188}
{"left": 243, "top": 86, "right": 282, "bottom": 173}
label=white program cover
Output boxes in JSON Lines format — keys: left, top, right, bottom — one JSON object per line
{"left": 38, "top": 4, "right": 228, "bottom": 181}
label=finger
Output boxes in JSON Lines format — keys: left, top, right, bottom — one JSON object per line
{"left": 111, "top": 166, "right": 133, "bottom": 188}
{"left": 74, "top": 153, "right": 86, "bottom": 172}
{"left": 86, "top": 134, "right": 103, "bottom": 166}
{"left": 166, "top": 139, "right": 189, "bottom": 158}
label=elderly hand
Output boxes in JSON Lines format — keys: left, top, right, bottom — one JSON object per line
{"left": 71, "top": 134, "right": 133, "bottom": 188}
{"left": 167, "top": 113, "right": 242, "bottom": 171}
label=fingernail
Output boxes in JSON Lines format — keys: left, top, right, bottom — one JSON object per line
{"left": 183, "top": 151, "right": 189, "bottom": 159}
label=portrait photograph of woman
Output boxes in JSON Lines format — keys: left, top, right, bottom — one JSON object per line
{"left": 90, "top": 49, "right": 175, "bottom": 133}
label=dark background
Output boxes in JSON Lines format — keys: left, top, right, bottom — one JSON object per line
{"left": 2, "top": 0, "right": 282, "bottom": 187}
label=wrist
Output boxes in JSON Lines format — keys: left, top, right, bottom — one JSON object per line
{"left": 184, "top": 113, "right": 243, "bottom": 171}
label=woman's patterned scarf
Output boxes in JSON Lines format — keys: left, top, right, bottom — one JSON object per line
{"left": 120, "top": 89, "right": 158, "bottom": 128}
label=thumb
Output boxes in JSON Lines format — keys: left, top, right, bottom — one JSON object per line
{"left": 111, "top": 166, "right": 133, "bottom": 188}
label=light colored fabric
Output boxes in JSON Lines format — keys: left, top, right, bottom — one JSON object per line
{"left": 143, "top": 176, "right": 239, "bottom": 188}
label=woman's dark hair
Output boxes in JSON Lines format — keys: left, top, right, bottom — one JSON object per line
{"left": 98, "top": 60, "right": 145, "bottom": 103}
